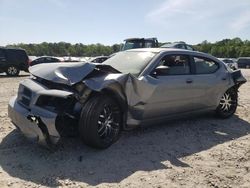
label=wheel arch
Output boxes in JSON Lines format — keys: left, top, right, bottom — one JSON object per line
{"left": 215, "top": 85, "right": 238, "bottom": 107}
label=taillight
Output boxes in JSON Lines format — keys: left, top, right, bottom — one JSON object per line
{"left": 28, "top": 59, "right": 32, "bottom": 66}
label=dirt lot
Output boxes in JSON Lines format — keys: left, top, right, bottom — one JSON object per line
{"left": 0, "top": 70, "right": 250, "bottom": 188}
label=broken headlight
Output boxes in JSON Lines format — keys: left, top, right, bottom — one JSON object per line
{"left": 36, "top": 95, "right": 72, "bottom": 112}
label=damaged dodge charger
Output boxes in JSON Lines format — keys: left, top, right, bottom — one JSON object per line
{"left": 8, "top": 48, "right": 246, "bottom": 149}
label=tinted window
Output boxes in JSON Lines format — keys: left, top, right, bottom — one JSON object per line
{"left": 238, "top": 59, "right": 250, "bottom": 65}
{"left": 194, "top": 56, "right": 219, "bottom": 74}
{"left": 186, "top": 45, "right": 193, "bottom": 51}
{"left": 6, "top": 50, "right": 28, "bottom": 62}
{"left": 32, "top": 58, "right": 45, "bottom": 65}
{"left": 157, "top": 55, "right": 190, "bottom": 75}
{"left": 102, "top": 58, "right": 107, "bottom": 62}
{"left": 52, "top": 58, "right": 60, "bottom": 62}
{"left": 176, "top": 44, "right": 186, "bottom": 49}
{"left": 92, "top": 58, "right": 100, "bottom": 63}
{"left": 38, "top": 58, "right": 45, "bottom": 62}
{"left": 0, "top": 50, "right": 5, "bottom": 58}
{"left": 145, "top": 41, "right": 154, "bottom": 48}
{"left": 46, "top": 57, "right": 58, "bottom": 62}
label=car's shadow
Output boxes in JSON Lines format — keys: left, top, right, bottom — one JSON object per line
{"left": 0, "top": 74, "right": 29, "bottom": 78}
{"left": 0, "top": 114, "right": 250, "bottom": 186}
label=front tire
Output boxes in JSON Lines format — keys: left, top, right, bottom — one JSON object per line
{"left": 216, "top": 88, "right": 238, "bottom": 118}
{"left": 79, "top": 95, "right": 122, "bottom": 149}
{"left": 6, "top": 66, "right": 20, "bottom": 76}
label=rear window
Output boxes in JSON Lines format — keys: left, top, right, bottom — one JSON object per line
{"left": 6, "top": 49, "right": 28, "bottom": 62}
{"left": 194, "top": 56, "right": 219, "bottom": 74}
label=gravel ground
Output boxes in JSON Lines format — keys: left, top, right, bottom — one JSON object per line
{"left": 0, "top": 70, "right": 250, "bottom": 188}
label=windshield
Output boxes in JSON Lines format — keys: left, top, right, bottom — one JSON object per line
{"left": 104, "top": 51, "right": 156, "bottom": 76}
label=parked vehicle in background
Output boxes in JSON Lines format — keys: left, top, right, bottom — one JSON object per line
{"left": 219, "top": 58, "right": 238, "bottom": 70}
{"left": 0, "top": 47, "right": 30, "bottom": 76}
{"left": 120, "top": 38, "right": 158, "bottom": 51}
{"left": 8, "top": 48, "right": 246, "bottom": 149}
{"left": 63, "top": 57, "right": 80, "bottom": 62}
{"left": 237, "top": 57, "right": 250, "bottom": 68}
{"left": 161, "top": 42, "right": 195, "bottom": 51}
{"left": 90, "top": 56, "right": 109, "bottom": 63}
{"left": 30, "top": 56, "right": 62, "bottom": 66}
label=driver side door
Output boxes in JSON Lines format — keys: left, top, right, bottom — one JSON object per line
{"left": 142, "top": 53, "right": 203, "bottom": 119}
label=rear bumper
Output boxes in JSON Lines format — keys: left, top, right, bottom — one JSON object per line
{"left": 8, "top": 96, "right": 60, "bottom": 146}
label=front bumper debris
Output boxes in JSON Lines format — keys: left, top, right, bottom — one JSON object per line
{"left": 8, "top": 96, "right": 60, "bottom": 146}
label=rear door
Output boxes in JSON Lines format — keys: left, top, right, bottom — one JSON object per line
{"left": 0, "top": 50, "right": 6, "bottom": 68}
{"left": 0, "top": 49, "right": 6, "bottom": 64}
{"left": 190, "top": 55, "right": 230, "bottom": 108}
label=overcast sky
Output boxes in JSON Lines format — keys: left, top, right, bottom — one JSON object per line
{"left": 0, "top": 0, "right": 250, "bottom": 45}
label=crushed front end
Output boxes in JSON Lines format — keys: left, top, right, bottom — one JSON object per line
{"left": 8, "top": 77, "right": 78, "bottom": 147}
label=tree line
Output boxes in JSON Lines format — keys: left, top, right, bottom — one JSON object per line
{"left": 194, "top": 38, "right": 250, "bottom": 58}
{"left": 5, "top": 38, "right": 250, "bottom": 58}
{"left": 6, "top": 42, "right": 121, "bottom": 57}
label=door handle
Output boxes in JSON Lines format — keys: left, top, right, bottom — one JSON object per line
{"left": 186, "top": 79, "right": 193, "bottom": 84}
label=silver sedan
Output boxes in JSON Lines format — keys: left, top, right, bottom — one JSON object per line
{"left": 8, "top": 48, "right": 246, "bottom": 149}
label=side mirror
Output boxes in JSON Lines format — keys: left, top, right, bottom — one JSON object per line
{"left": 152, "top": 65, "right": 170, "bottom": 76}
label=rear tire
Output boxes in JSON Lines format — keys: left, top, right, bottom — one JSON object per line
{"left": 216, "top": 88, "right": 238, "bottom": 118}
{"left": 6, "top": 66, "right": 20, "bottom": 76}
{"left": 78, "top": 94, "right": 122, "bottom": 149}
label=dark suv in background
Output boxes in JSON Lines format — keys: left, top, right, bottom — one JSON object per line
{"left": 0, "top": 47, "right": 30, "bottom": 76}
{"left": 237, "top": 57, "right": 250, "bottom": 68}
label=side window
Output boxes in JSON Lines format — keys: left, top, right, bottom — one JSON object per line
{"left": 186, "top": 45, "right": 193, "bottom": 51}
{"left": 52, "top": 58, "right": 59, "bottom": 62}
{"left": 38, "top": 58, "right": 44, "bottom": 63}
{"left": 145, "top": 41, "right": 153, "bottom": 48}
{"left": 154, "top": 55, "right": 190, "bottom": 76}
{"left": 194, "top": 56, "right": 219, "bottom": 74}
{"left": 0, "top": 50, "right": 5, "bottom": 58}
{"left": 176, "top": 44, "right": 186, "bottom": 49}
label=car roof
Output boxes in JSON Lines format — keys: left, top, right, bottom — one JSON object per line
{"left": 37, "top": 56, "right": 59, "bottom": 59}
{"left": 92, "top": 56, "right": 108, "bottom": 58}
{"left": 127, "top": 47, "right": 200, "bottom": 54}
{"left": 0, "top": 47, "right": 25, "bottom": 51}
{"left": 124, "top": 38, "right": 157, "bottom": 41}
{"left": 238, "top": 57, "right": 250, "bottom": 59}
{"left": 126, "top": 48, "right": 219, "bottom": 61}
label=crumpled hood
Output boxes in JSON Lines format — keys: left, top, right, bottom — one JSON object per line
{"left": 29, "top": 62, "right": 96, "bottom": 85}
